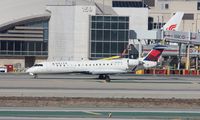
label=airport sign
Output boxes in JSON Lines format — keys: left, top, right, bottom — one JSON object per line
{"left": 163, "top": 31, "right": 200, "bottom": 45}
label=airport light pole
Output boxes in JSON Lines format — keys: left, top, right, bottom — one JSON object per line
{"left": 177, "top": 43, "right": 182, "bottom": 70}
{"left": 196, "top": 55, "right": 198, "bottom": 70}
{"left": 138, "top": 39, "right": 142, "bottom": 58}
{"left": 185, "top": 31, "right": 191, "bottom": 70}
{"left": 161, "top": 16, "right": 164, "bottom": 28}
{"left": 192, "top": 23, "right": 194, "bottom": 32}
{"left": 185, "top": 44, "right": 190, "bottom": 70}
{"left": 157, "top": 16, "right": 159, "bottom": 29}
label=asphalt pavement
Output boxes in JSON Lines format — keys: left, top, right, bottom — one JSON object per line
{"left": 0, "top": 73, "right": 199, "bottom": 98}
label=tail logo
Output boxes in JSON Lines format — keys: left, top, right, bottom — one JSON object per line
{"left": 144, "top": 49, "right": 164, "bottom": 61}
{"left": 166, "top": 24, "right": 177, "bottom": 31}
{"left": 143, "top": 45, "right": 166, "bottom": 62}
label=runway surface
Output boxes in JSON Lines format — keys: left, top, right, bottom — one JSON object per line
{"left": 0, "top": 73, "right": 199, "bottom": 98}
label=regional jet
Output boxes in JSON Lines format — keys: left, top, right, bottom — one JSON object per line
{"left": 26, "top": 45, "right": 166, "bottom": 82}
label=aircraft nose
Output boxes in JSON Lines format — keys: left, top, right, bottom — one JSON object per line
{"left": 26, "top": 68, "right": 29, "bottom": 73}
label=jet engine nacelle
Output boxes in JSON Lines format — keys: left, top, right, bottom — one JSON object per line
{"left": 128, "top": 59, "right": 139, "bottom": 66}
{"left": 142, "top": 61, "right": 157, "bottom": 68}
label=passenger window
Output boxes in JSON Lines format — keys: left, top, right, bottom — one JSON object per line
{"left": 34, "top": 64, "right": 43, "bottom": 67}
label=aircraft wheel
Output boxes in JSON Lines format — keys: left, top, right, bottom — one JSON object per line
{"left": 99, "top": 74, "right": 104, "bottom": 79}
{"left": 105, "top": 75, "right": 110, "bottom": 82}
{"left": 99, "top": 75, "right": 103, "bottom": 79}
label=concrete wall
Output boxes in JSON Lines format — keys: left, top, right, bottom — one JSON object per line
{"left": 34, "top": 58, "right": 47, "bottom": 64}
{"left": 73, "top": 6, "right": 96, "bottom": 60}
{"left": 47, "top": 6, "right": 75, "bottom": 61}
{"left": 0, "top": 57, "right": 46, "bottom": 70}
{"left": 47, "top": 4, "right": 95, "bottom": 61}
{"left": 93, "top": 0, "right": 112, "bottom": 6}
{"left": 0, "top": 57, "right": 25, "bottom": 70}
{"left": 114, "top": 8, "right": 153, "bottom": 39}
{"left": 149, "top": 0, "right": 200, "bottom": 32}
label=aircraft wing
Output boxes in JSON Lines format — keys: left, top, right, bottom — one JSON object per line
{"left": 98, "top": 56, "right": 121, "bottom": 60}
{"left": 88, "top": 69, "right": 126, "bottom": 75}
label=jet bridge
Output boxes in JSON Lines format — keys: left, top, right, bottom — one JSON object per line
{"left": 161, "top": 30, "right": 200, "bottom": 70}
{"left": 163, "top": 31, "right": 200, "bottom": 45}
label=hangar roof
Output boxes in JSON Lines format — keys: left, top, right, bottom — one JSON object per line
{"left": 0, "top": 0, "right": 49, "bottom": 31}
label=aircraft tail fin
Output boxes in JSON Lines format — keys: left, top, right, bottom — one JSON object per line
{"left": 162, "top": 12, "right": 184, "bottom": 31}
{"left": 143, "top": 45, "right": 166, "bottom": 62}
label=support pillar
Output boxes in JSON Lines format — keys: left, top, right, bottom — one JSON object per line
{"left": 195, "top": 56, "right": 198, "bottom": 70}
{"left": 177, "top": 43, "right": 182, "bottom": 70}
{"left": 138, "top": 39, "right": 142, "bottom": 58}
{"left": 185, "top": 44, "right": 190, "bottom": 70}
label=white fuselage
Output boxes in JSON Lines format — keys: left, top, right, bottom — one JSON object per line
{"left": 26, "top": 58, "right": 157, "bottom": 75}
{"left": 27, "top": 59, "right": 136, "bottom": 75}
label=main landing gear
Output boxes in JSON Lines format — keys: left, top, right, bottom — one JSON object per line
{"left": 98, "top": 74, "right": 111, "bottom": 82}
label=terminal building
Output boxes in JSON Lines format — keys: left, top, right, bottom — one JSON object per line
{"left": 0, "top": 0, "right": 148, "bottom": 69}
{"left": 0, "top": 0, "right": 50, "bottom": 69}
{"left": 0, "top": 0, "right": 200, "bottom": 71}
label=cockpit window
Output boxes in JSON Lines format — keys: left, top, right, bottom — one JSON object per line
{"left": 34, "top": 64, "right": 43, "bottom": 67}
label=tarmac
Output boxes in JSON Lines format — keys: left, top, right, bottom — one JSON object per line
{"left": 0, "top": 73, "right": 200, "bottom": 119}
{"left": 0, "top": 73, "right": 199, "bottom": 98}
